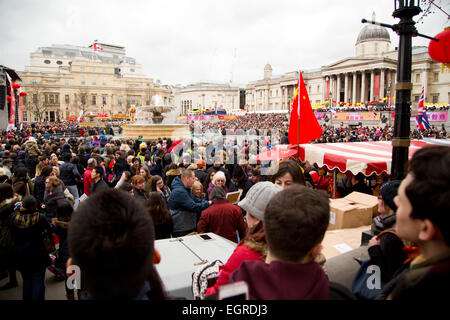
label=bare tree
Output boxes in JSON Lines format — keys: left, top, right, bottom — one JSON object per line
{"left": 26, "top": 85, "right": 49, "bottom": 122}
{"left": 417, "top": 0, "right": 450, "bottom": 24}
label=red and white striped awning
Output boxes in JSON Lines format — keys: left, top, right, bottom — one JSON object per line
{"left": 297, "top": 140, "right": 438, "bottom": 176}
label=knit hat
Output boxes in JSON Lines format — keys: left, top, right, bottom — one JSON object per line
{"left": 210, "top": 186, "right": 226, "bottom": 201}
{"left": 22, "top": 195, "right": 37, "bottom": 211}
{"left": 238, "top": 181, "right": 283, "bottom": 221}
{"left": 380, "top": 180, "right": 401, "bottom": 212}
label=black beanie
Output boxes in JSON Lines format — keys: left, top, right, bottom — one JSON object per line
{"left": 380, "top": 180, "right": 401, "bottom": 212}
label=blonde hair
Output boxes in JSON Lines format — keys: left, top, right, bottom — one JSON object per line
{"left": 46, "top": 176, "right": 61, "bottom": 192}
{"left": 212, "top": 171, "right": 226, "bottom": 185}
{"left": 120, "top": 144, "right": 131, "bottom": 152}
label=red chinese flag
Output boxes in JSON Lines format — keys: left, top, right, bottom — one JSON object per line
{"left": 288, "top": 72, "right": 323, "bottom": 144}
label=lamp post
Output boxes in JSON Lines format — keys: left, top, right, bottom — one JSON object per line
{"left": 391, "top": 0, "right": 422, "bottom": 180}
{"left": 361, "top": 0, "right": 438, "bottom": 180}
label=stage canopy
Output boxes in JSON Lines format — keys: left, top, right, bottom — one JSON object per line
{"left": 256, "top": 140, "right": 448, "bottom": 176}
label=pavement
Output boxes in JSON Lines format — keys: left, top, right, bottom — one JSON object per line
{"left": 0, "top": 225, "right": 371, "bottom": 300}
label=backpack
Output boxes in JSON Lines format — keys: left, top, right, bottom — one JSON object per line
{"left": 191, "top": 259, "right": 223, "bottom": 300}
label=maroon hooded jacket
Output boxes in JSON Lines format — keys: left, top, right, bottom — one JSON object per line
{"left": 229, "top": 260, "right": 329, "bottom": 300}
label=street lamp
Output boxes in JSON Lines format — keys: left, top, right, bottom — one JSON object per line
{"left": 361, "top": 0, "right": 438, "bottom": 180}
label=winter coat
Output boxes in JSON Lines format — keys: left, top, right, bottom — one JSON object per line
{"left": 229, "top": 260, "right": 329, "bottom": 300}
{"left": 33, "top": 175, "right": 46, "bottom": 207}
{"left": 90, "top": 179, "right": 109, "bottom": 195}
{"left": 167, "top": 176, "right": 210, "bottom": 234}
{"left": 133, "top": 187, "right": 148, "bottom": 207}
{"left": 10, "top": 210, "right": 53, "bottom": 272}
{"left": 197, "top": 200, "right": 246, "bottom": 243}
{"left": 24, "top": 139, "right": 40, "bottom": 157}
{"left": 165, "top": 168, "right": 182, "bottom": 190}
{"left": 83, "top": 167, "right": 95, "bottom": 196}
{"left": 51, "top": 218, "right": 70, "bottom": 271}
{"left": 206, "top": 184, "right": 229, "bottom": 200}
{"left": 44, "top": 184, "right": 66, "bottom": 219}
{"left": 205, "top": 241, "right": 263, "bottom": 297}
{"left": 59, "top": 161, "right": 81, "bottom": 186}
{"left": 0, "top": 194, "right": 22, "bottom": 267}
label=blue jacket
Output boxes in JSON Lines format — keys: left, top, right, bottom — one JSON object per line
{"left": 59, "top": 161, "right": 81, "bottom": 186}
{"left": 167, "top": 176, "right": 209, "bottom": 233}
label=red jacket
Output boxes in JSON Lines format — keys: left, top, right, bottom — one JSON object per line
{"left": 197, "top": 200, "right": 246, "bottom": 243}
{"left": 83, "top": 167, "right": 94, "bottom": 196}
{"left": 205, "top": 243, "right": 262, "bottom": 296}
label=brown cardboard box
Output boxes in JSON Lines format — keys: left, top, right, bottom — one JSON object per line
{"left": 344, "top": 191, "right": 379, "bottom": 216}
{"left": 328, "top": 198, "right": 373, "bottom": 230}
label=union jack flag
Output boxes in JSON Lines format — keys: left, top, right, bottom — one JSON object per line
{"left": 416, "top": 87, "right": 430, "bottom": 130}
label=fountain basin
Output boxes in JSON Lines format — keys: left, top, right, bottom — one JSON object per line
{"left": 123, "top": 123, "right": 191, "bottom": 140}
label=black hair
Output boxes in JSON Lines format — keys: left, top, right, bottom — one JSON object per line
{"left": 68, "top": 189, "right": 165, "bottom": 299}
{"left": 0, "top": 183, "right": 14, "bottom": 203}
{"left": 406, "top": 146, "right": 450, "bottom": 246}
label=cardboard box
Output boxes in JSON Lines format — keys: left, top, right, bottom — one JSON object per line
{"left": 328, "top": 198, "right": 373, "bottom": 230}
{"left": 344, "top": 191, "right": 379, "bottom": 217}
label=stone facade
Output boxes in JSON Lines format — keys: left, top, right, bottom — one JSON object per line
{"left": 17, "top": 42, "right": 172, "bottom": 122}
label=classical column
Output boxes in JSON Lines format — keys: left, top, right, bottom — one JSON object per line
{"left": 336, "top": 74, "right": 341, "bottom": 103}
{"left": 361, "top": 71, "right": 366, "bottom": 103}
{"left": 422, "top": 68, "right": 428, "bottom": 99}
{"left": 352, "top": 72, "right": 357, "bottom": 104}
{"left": 380, "top": 69, "right": 385, "bottom": 99}
{"left": 344, "top": 73, "right": 349, "bottom": 103}
{"left": 370, "top": 69, "right": 375, "bottom": 102}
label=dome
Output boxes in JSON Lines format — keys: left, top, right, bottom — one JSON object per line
{"left": 356, "top": 24, "right": 390, "bottom": 44}
{"left": 264, "top": 63, "right": 272, "bottom": 71}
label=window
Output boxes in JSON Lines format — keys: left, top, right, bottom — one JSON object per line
{"left": 92, "top": 95, "right": 97, "bottom": 105}
{"left": 92, "top": 68, "right": 96, "bottom": 72}
{"left": 118, "top": 96, "right": 122, "bottom": 106}
{"left": 130, "top": 68, "right": 135, "bottom": 72}
{"left": 432, "top": 95, "right": 439, "bottom": 104}
{"left": 55, "top": 94, "right": 59, "bottom": 104}
{"left": 102, "top": 96, "right": 107, "bottom": 105}
{"left": 44, "top": 60, "right": 51, "bottom": 64}
{"left": 33, "top": 94, "right": 38, "bottom": 104}
{"left": 81, "top": 77, "right": 85, "bottom": 85}
{"left": 56, "top": 60, "right": 63, "bottom": 65}
{"left": 81, "top": 95, "right": 86, "bottom": 105}
{"left": 102, "top": 79, "right": 106, "bottom": 86}
{"left": 414, "top": 95, "right": 419, "bottom": 102}
{"left": 32, "top": 79, "right": 37, "bottom": 85}
{"left": 65, "top": 95, "right": 70, "bottom": 104}
{"left": 23, "top": 111, "right": 27, "bottom": 122}
{"left": 317, "top": 85, "right": 320, "bottom": 93}
{"left": 433, "top": 72, "right": 439, "bottom": 82}
{"left": 64, "top": 80, "right": 69, "bottom": 86}
{"left": 92, "top": 78, "right": 96, "bottom": 85}
{"left": 415, "top": 73, "right": 421, "bottom": 83}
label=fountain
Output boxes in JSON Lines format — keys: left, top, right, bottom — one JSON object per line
{"left": 123, "top": 95, "right": 191, "bottom": 140}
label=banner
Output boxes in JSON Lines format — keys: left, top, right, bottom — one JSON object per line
{"left": 391, "top": 111, "right": 448, "bottom": 122}
{"left": 332, "top": 112, "right": 380, "bottom": 121}
{"left": 314, "top": 112, "right": 328, "bottom": 120}
{"left": 374, "top": 75, "right": 380, "bottom": 97}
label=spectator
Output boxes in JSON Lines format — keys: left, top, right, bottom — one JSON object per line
{"left": 229, "top": 165, "right": 253, "bottom": 201}
{"left": 270, "top": 159, "right": 306, "bottom": 189}
{"left": 34, "top": 166, "right": 53, "bottom": 208}
{"left": 378, "top": 146, "right": 450, "bottom": 300}
{"left": 148, "top": 157, "right": 163, "bottom": 177}
{"left": 205, "top": 181, "right": 282, "bottom": 297}
{"left": 350, "top": 172, "right": 372, "bottom": 195}
{"left": 191, "top": 180, "right": 205, "bottom": 200}
{"left": 129, "top": 157, "right": 141, "bottom": 177}
{"left": 83, "top": 158, "right": 97, "bottom": 196}
{"left": 131, "top": 175, "right": 148, "bottom": 207}
{"left": 0, "top": 183, "right": 21, "bottom": 291}
{"left": 371, "top": 180, "right": 401, "bottom": 235}
{"left": 59, "top": 153, "right": 81, "bottom": 209}
{"left": 206, "top": 171, "right": 229, "bottom": 200}
{"left": 146, "top": 192, "right": 173, "bottom": 240}
{"left": 140, "top": 166, "right": 152, "bottom": 196}
{"left": 194, "top": 159, "right": 207, "bottom": 185}
{"left": 229, "top": 185, "right": 330, "bottom": 300}
{"left": 43, "top": 176, "right": 67, "bottom": 220}
{"left": 67, "top": 189, "right": 166, "bottom": 300}
{"left": 165, "top": 163, "right": 182, "bottom": 190}
{"left": 115, "top": 171, "right": 132, "bottom": 190}
{"left": 11, "top": 195, "right": 53, "bottom": 300}
{"left": 167, "top": 169, "right": 210, "bottom": 237}
{"left": 150, "top": 175, "right": 171, "bottom": 203}
{"left": 90, "top": 166, "right": 108, "bottom": 195}
{"left": 198, "top": 186, "right": 246, "bottom": 243}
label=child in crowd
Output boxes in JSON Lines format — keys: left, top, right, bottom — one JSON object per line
{"left": 229, "top": 185, "right": 330, "bottom": 300}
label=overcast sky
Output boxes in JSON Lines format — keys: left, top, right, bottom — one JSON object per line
{"left": 0, "top": 0, "right": 447, "bottom": 86}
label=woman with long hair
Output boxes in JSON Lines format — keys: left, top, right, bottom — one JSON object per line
{"left": 150, "top": 175, "right": 170, "bottom": 203}
{"left": 146, "top": 192, "right": 173, "bottom": 240}
{"left": 140, "top": 166, "right": 152, "bottom": 196}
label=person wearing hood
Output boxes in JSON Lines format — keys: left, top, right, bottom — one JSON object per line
{"left": 229, "top": 185, "right": 330, "bottom": 300}
{"left": 24, "top": 137, "right": 40, "bottom": 179}
{"left": 11, "top": 195, "right": 54, "bottom": 300}
{"left": 0, "top": 184, "right": 21, "bottom": 291}
{"left": 165, "top": 163, "right": 182, "bottom": 190}
{"left": 167, "top": 169, "right": 210, "bottom": 237}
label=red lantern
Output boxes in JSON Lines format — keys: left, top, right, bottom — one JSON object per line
{"left": 7, "top": 95, "right": 11, "bottom": 101}
{"left": 12, "top": 82, "right": 21, "bottom": 90}
{"left": 19, "top": 91, "right": 27, "bottom": 96}
{"left": 428, "top": 27, "right": 450, "bottom": 71}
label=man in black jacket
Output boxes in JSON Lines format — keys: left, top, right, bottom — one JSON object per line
{"left": 90, "top": 166, "right": 109, "bottom": 195}
{"left": 59, "top": 153, "right": 81, "bottom": 209}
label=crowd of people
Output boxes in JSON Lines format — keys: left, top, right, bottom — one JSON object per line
{"left": 0, "top": 117, "right": 449, "bottom": 301}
